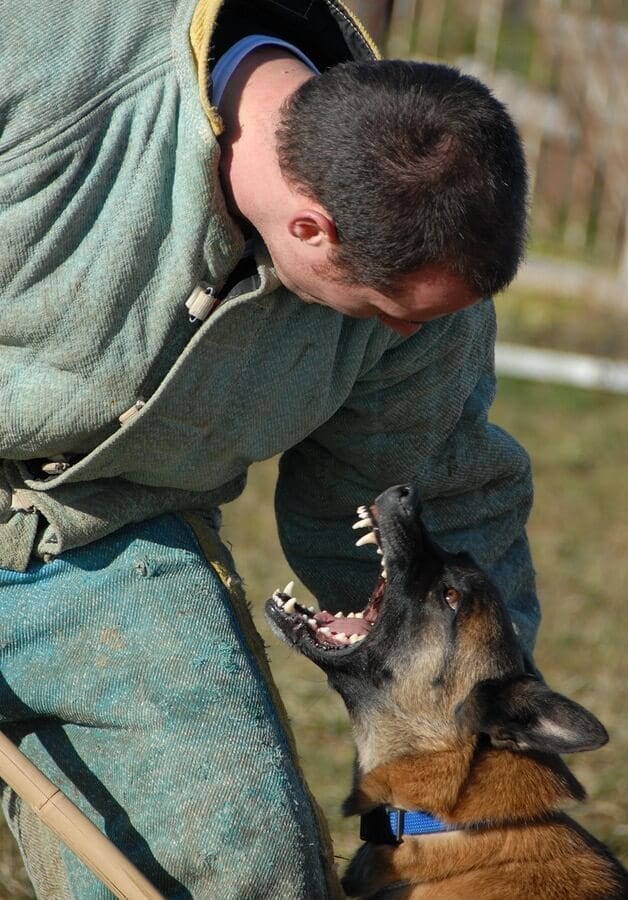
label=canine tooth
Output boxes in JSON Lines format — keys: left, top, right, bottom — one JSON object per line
{"left": 355, "top": 532, "right": 378, "bottom": 547}
{"left": 283, "top": 597, "right": 297, "bottom": 614}
{"left": 282, "top": 581, "right": 295, "bottom": 597}
{"left": 352, "top": 518, "right": 374, "bottom": 530}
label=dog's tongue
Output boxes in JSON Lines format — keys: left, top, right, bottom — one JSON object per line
{"left": 314, "top": 610, "right": 370, "bottom": 637}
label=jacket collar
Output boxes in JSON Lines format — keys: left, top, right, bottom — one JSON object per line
{"left": 188, "top": 0, "right": 379, "bottom": 136}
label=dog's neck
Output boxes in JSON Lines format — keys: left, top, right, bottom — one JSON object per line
{"left": 344, "top": 738, "right": 585, "bottom": 826}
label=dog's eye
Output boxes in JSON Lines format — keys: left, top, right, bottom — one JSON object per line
{"left": 444, "top": 587, "right": 460, "bottom": 611}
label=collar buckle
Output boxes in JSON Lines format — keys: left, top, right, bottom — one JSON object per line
{"left": 359, "top": 806, "right": 401, "bottom": 845}
{"left": 360, "top": 805, "right": 456, "bottom": 845}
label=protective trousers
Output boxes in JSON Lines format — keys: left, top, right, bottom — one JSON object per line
{"left": 0, "top": 513, "right": 338, "bottom": 898}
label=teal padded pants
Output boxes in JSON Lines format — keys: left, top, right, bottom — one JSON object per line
{"left": 0, "top": 513, "right": 339, "bottom": 898}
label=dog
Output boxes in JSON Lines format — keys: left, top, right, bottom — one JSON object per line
{"left": 265, "top": 484, "right": 627, "bottom": 899}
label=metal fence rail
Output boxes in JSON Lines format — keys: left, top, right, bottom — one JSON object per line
{"left": 495, "top": 342, "right": 628, "bottom": 393}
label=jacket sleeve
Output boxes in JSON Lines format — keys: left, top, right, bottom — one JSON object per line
{"left": 274, "top": 300, "right": 540, "bottom": 657}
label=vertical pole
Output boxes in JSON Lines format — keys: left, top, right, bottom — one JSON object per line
{"left": 0, "top": 730, "right": 164, "bottom": 900}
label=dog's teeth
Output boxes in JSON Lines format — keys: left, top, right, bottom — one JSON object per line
{"left": 352, "top": 518, "right": 374, "bottom": 530}
{"left": 273, "top": 592, "right": 285, "bottom": 608}
{"left": 282, "top": 581, "right": 295, "bottom": 597}
{"left": 307, "top": 618, "right": 317, "bottom": 628}
{"left": 381, "top": 568, "right": 388, "bottom": 580}
{"left": 283, "top": 597, "right": 297, "bottom": 614}
{"left": 335, "top": 633, "right": 350, "bottom": 644}
{"left": 376, "top": 548, "right": 383, "bottom": 556}
{"left": 334, "top": 611, "right": 343, "bottom": 618}
{"left": 347, "top": 612, "right": 355, "bottom": 618}
{"left": 319, "top": 627, "right": 332, "bottom": 636}
{"left": 357, "top": 505, "right": 369, "bottom": 517}
{"left": 355, "top": 531, "right": 378, "bottom": 547}
{"left": 354, "top": 612, "right": 364, "bottom": 618}
{"left": 307, "top": 606, "right": 315, "bottom": 614}
{"left": 349, "top": 633, "right": 365, "bottom": 644}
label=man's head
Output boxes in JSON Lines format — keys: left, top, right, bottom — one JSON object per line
{"left": 266, "top": 59, "right": 527, "bottom": 331}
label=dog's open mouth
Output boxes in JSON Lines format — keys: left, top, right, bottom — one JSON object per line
{"left": 267, "top": 503, "right": 387, "bottom": 653}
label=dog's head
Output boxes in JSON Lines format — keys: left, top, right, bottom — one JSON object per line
{"left": 266, "top": 484, "right": 607, "bottom": 767}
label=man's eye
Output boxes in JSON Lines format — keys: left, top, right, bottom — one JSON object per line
{"left": 444, "top": 587, "right": 460, "bottom": 611}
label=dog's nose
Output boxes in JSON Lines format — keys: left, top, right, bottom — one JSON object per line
{"left": 377, "top": 484, "right": 422, "bottom": 517}
{"left": 397, "top": 485, "right": 421, "bottom": 516}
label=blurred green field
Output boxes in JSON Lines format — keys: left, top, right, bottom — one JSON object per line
{"left": 1, "top": 310, "right": 626, "bottom": 896}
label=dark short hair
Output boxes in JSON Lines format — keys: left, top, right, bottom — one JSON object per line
{"left": 276, "top": 60, "right": 528, "bottom": 296}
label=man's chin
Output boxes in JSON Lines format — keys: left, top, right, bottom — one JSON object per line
{"left": 377, "top": 314, "right": 424, "bottom": 336}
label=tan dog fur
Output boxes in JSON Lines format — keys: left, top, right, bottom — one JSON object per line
{"left": 343, "top": 740, "right": 622, "bottom": 898}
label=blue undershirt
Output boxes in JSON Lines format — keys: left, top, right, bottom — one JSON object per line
{"left": 212, "top": 34, "right": 319, "bottom": 108}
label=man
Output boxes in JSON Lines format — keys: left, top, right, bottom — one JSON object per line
{"left": 0, "top": 0, "right": 535, "bottom": 896}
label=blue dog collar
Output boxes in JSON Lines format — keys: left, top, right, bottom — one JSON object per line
{"left": 389, "top": 808, "right": 454, "bottom": 837}
{"left": 360, "top": 805, "right": 456, "bottom": 845}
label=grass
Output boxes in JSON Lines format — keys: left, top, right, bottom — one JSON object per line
{"left": 1, "top": 296, "right": 626, "bottom": 895}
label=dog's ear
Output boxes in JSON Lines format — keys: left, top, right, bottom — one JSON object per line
{"left": 456, "top": 675, "right": 608, "bottom": 754}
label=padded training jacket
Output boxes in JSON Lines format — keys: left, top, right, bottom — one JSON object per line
{"left": 0, "top": 0, "right": 539, "bottom": 651}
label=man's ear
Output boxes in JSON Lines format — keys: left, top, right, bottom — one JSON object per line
{"left": 288, "top": 209, "right": 338, "bottom": 246}
{"left": 456, "top": 674, "right": 608, "bottom": 754}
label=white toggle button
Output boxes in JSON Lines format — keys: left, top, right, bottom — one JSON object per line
{"left": 119, "top": 400, "right": 146, "bottom": 426}
{"left": 41, "top": 460, "right": 71, "bottom": 475}
{"left": 185, "top": 282, "right": 218, "bottom": 322}
{"left": 10, "top": 490, "right": 35, "bottom": 512}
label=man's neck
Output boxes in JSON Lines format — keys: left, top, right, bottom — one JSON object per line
{"left": 217, "top": 47, "right": 314, "bottom": 224}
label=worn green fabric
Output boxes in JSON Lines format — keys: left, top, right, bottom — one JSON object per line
{"left": 0, "top": 513, "right": 338, "bottom": 898}
{"left": 0, "top": 0, "right": 539, "bottom": 653}
{"left": 1, "top": 0, "right": 243, "bottom": 457}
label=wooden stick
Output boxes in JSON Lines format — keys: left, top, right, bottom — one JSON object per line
{"left": 0, "top": 729, "right": 164, "bottom": 900}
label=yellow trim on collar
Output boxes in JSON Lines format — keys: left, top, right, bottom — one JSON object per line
{"left": 333, "top": 0, "right": 382, "bottom": 59}
{"left": 189, "top": 0, "right": 224, "bottom": 135}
